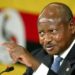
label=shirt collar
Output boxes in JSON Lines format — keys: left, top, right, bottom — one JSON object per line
{"left": 60, "top": 39, "right": 75, "bottom": 59}
{"left": 54, "top": 39, "right": 75, "bottom": 59}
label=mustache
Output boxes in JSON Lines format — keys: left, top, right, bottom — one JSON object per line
{"left": 44, "top": 43, "right": 54, "bottom": 48}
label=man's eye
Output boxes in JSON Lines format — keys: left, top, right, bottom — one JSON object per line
{"left": 53, "top": 30, "right": 57, "bottom": 33}
{"left": 39, "top": 32, "right": 45, "bottom": 36}
{"left": 49, "top": 29, "right": 57, "bottom": 33}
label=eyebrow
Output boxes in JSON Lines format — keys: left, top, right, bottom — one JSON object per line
{"left": 39, "top": 18, "right": 54, "bottom": 22}
{"left": 39, "top": 18, "right": 61, "bottom": 23}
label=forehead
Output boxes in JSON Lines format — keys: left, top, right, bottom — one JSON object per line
{"left": 39, "top": 4, "right": 63, "bottom": 20}
{"left": 37, "top": 17, "right": 67, "bottom": 31}
{"left": 38, "top": 17, "right": 62, "bottom": 28}
{"left": 38, "top": 4, "right": 69, "bottom": 26}
{"left": 38, "top": 18, "right": 63, "bottom": 30}
{"left": 38, "top": 17, "right": 61, "bottom": 24}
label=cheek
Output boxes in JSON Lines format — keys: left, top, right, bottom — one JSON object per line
{"left": 55, "top": 34, "right": 65, "bottom": 42}
{"left": 39, "top": 37, "right": 44, "bottom": 45}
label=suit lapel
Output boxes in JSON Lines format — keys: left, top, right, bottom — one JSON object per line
{"left": 34, "top": 48, "right": 53, "bottom": 67}
{"left": 58, "top": 44, "right": 75, "bottom": 75}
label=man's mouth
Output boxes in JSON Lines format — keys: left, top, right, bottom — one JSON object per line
{"left": 44, "top": 45, "right": 54, "bottom": 51}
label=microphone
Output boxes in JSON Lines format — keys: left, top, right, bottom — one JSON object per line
{"left": 0, "top": 66, "right": 14, "bottom": 75}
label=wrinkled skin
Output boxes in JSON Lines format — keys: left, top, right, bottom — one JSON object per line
{"left": 38, "top": 3, "right": 75, "bottom": 55}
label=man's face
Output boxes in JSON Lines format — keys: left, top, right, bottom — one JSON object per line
{"left": 38, "top": 18, "right": 72, "bottom": 55}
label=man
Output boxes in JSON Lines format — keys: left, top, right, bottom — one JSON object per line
{"left": 2, "top": 2, "right": 75, "bottom": 75}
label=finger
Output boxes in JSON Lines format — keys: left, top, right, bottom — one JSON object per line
{"left": 2, "top": 42, "right": 17, "bottom": 49}
{"left": 10, "top": 53, "right": 18, "bottom": 64}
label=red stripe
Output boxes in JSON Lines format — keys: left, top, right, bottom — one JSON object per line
{"left": 20, "top": 12, "right": 39, "bottom": 43}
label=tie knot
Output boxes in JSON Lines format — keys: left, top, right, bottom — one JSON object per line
{"left": 54, "top": 56, "right": 63, "bottom": 63}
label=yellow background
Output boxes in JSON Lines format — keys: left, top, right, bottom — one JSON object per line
{"left": 0, "top": 0, "right": 75, "bottom": 15}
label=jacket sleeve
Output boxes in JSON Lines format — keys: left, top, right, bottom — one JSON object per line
{"left": 24, "top": 67, "right": 58, "bottom": 75}
{"left": 47, "top": 69, "right": 57, "bottom": 75}
{"left": 23, "top": 67, "right": 33, "bottom": 75}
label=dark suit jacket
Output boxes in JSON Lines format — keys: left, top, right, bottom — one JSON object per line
{"left": 24, "top": 44, "right": 75, "bottom": 75}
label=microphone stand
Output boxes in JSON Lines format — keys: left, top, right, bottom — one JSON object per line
{"left": 0, "top": 66, "right": 14, "bottom": 75}
{"left": 0, "top": 71, "right": 5, "bottom": 75}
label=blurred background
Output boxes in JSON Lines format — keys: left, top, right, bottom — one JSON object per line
{"left": 0, "top": 0, "right": 75, "bottom": 75}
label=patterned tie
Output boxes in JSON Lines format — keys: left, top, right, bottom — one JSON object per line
{"left": 51, "top": 56, "right": 63, "bottom": 73}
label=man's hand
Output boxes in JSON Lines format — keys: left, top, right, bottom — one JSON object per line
{"left": 2, "top": 42, "right": 40, "bottom": 71}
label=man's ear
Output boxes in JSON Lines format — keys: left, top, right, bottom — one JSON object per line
{"left": 69, "top": 20, "right": 75, "bottom": 34}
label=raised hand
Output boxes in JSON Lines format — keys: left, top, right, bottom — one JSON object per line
{"left": 2, "top": 42, "right": 40, "bottom": 71}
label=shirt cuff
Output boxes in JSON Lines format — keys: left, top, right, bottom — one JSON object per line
{"left": 32, "top": 63, "right": 49, "bottom": 75}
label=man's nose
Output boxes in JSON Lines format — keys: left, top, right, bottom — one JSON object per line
{"left": 44, "top": 34, "right": 52, "bottom": 42}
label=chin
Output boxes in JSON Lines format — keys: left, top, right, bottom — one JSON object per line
{"left": 47, "top": 51, "right": 59, "bottom": 55}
